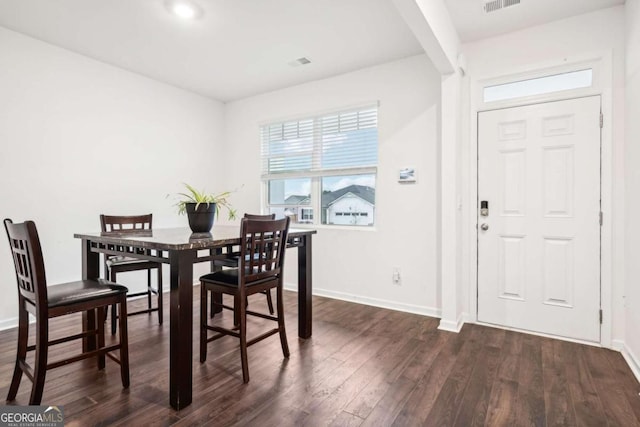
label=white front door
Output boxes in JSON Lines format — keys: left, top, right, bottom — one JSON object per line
{"left": 477, "top": 96, "right": 601, "bottom": 342}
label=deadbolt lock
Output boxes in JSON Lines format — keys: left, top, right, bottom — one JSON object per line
{"left": 480, "top": 200, "right": 489, "bottom": 217}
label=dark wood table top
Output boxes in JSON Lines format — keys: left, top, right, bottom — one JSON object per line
{"left": 74, "top": 225, "right": 316, "bottom": 251}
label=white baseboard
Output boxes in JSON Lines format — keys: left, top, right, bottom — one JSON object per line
{"left": 284, "top": 283, "right": 441, "bottom": 319}
{"left": 462, "top": 312, "right": 472, "bottom": 323}
{"left": 613, "top": 339, "right": 640, "bottom": 383}
{"left": 0, "top": 315, "right": 35, "bottom": 331}
{"left": 438, "top": 313, "right": 465, "bottom": 333}
{"left": 0, "top": 317, "right": 19, "bottom": 331}
{"left": 612, "top": 339, "right": 625, "bottom": 352}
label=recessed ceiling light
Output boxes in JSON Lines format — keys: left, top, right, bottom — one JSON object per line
{"left": 164, "top": 0, "right": 204, "bottom": 20}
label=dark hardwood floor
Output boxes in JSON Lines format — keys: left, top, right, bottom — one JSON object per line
{"left": 1, "top": 289, "right": 639, "bottom": 426}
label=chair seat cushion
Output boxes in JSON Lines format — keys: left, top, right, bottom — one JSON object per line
{"left": 212, "top": 253, "right": 267, "bottom": 268}
{"left": 200, "top": 269, "right": 275, "bottom": 288}
{"left": 212, "top": 256, "right": 239, "bottom": 268}
{"left": 47, "top": 279, "right": 128, "bottom": 308}
{"left": 107, "top": 256, "right": 160, "bottom": 271}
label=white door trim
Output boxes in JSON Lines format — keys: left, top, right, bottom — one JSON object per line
{"left": 464, "top": 50, "right": 614, "bottom": 347}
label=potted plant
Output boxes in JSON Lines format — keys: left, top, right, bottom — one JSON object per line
{"left": 175, "top": 183, "right": 237, "bottom": 233}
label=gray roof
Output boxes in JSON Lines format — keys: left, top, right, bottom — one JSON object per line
{"left": 284, "top": 185, "right": 375, "bottom": 207}
{"left": 321, "top": 185, "right": 375, "bottom": 207}
{"left": 284, "top": 195, "right": 310, "bottom": 204}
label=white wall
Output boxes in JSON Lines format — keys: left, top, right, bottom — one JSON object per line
{"left": 0, "top": 27, "right": 225, "bottom": 328}
{"left": 624, "top": 0, "right": 640, "bottom": 376}
{"left": 460, "top": 6, "right": 626, "bottom": 343}
{"left": 223, "top": 54, "right": 442, "bottom": 315}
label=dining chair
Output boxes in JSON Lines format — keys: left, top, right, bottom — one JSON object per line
{"left": 100, "top": 214, "right": 163, "bottom": 335}
{"left": 211, "top": 213, "right": 276, "bottom": 315}
{"left": 4, "top": 219, "right": 130, "bottom": 405}
{"left": 199, "top": 216, "right": 291, "bottom": 383}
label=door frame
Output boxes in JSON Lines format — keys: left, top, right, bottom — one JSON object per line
{"left": 464, "top": 51, "right": 615, "bottom": 347}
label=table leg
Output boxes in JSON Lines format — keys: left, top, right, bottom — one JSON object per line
{"left": 297, "top": 234, "right": 312, "bottom": 339}
{"left": 81, "top": 239, "right": 100, "bottom": 352}
{"left": 209, "top": 248, "right": 223, "bottom": 317}
{"left": 169, "top": 250, "right": 194, "bottom": 410}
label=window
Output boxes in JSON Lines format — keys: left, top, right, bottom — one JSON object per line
{"left": 300, "top": 208, "right": 313, "bottom": 222}
{"left": 261, "top": 105, "right": 378, "bottom": 227}
{"left": 483, "top": 69, "right": 593, "bottom": 103}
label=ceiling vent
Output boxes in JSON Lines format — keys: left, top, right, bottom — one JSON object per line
{"left": 483, "top": 0, "right": 521, "bottom": 13}
{"left": 288, "top": 57, "right": 312, "bottom": 67}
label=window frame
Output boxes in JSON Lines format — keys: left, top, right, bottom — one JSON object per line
{"left": 260, "top": 104, "right": 379, "bottom": 228}
{"left": 476, "top": 59, "right": 602, "bottom": 111}
{"left": 482, "top": 68, "right": 593, "bottom": 103}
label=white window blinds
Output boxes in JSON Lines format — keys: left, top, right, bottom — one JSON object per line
{"left": 261, "top": 105, "right": 378, "bottom": 178}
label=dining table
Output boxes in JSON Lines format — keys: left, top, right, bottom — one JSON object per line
{"left": 74, "top": 225, "right": 316, "bottom": 410}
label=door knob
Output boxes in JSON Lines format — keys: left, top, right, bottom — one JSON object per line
{"left": 481, "top": 223, "right": 489, "bottom": 231}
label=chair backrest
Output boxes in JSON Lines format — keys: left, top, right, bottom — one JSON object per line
{"left": 3, "top": 219, "right": 47, "bottom": 305}
{"left": 239, "top": 217, "right": 290, "bottom": 285}
{"left": 100, "top": 214, "right": 153, "bottom": 232}
{"left": 244, "top": 213, "right": 275, "bottom": 220}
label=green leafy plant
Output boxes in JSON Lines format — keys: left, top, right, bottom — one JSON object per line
{"left": 175, "top": 183, "right": 237, "bottom": 220}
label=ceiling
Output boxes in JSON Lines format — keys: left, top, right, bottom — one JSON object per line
{"left": 0, "top": 0, "right": 626, "bottom": 102}
{"left": 0, "top": 0, "right": 423, "bottom": 102}
{"left": 444, "top": 0, "right": 625, "bottom": 43}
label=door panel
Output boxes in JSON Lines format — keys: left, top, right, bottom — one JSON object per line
{"left": 478, "top": 96, "right": 601, "bottom": 342}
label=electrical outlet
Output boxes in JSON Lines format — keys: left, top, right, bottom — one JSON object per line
{"left": 392, "top": 267, "right": 401, "bottom": 285}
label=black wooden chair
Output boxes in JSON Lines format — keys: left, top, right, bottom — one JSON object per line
{"left": 200, "top": 216, "right": 290, "bottom": 383}
{"left": 211, "top": 213, "right": 276, "bottom": 315}
{"left": 100, "top": 214, "right": 163, "bottom": 335}
{"left": 4, "top": 219, "right": 129, "bottom": 405}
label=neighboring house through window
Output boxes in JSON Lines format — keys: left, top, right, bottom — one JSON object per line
{"left": 261, "top": 105, "right": 378, "bottom": 227}
{"left": 322, "top": 184, "right": 374, "bottom": 226}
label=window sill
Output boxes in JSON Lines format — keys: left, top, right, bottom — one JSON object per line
{"left": 290, "top": 223, "right": 377, "bottom": 232}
